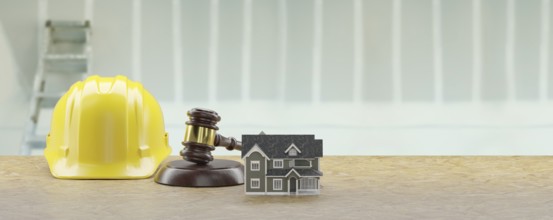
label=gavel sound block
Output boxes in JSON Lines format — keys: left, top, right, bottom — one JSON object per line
{"left": 154, "top": 108, "right": 244, "bottom": 187}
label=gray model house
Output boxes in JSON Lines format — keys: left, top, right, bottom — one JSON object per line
{"left": 241, "top": 133, "right": 323, "bottom": 195}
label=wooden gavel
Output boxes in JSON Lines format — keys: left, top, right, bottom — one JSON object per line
{"left": 180, "top": 108, "right": 242, "bottom": 165}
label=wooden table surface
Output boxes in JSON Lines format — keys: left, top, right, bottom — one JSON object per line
{"left": 1, "top": 156, "right": 553, "bottom": 219}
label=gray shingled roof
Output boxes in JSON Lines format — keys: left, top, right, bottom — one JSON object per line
{"left": 241, "top": 134, "right": 323, "bottom": 159}
{"left": 266, "top": 168, "right": 323, "bottom": 177}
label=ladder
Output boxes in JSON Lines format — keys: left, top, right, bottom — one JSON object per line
{"left": 20, "top": 20, "right": 92, "bottom": 155}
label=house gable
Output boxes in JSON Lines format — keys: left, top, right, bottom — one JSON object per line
{"left": 244, "top": 150, "right": 267, "bottom": 193}
{"left": 285, "top": 169, "right": 301, "bottom": 178}
{"left": 242, "top": 144, "right": 269, "bottom": 160}
{"left": 284, "top": 143, "right": 302, "bottom": 155}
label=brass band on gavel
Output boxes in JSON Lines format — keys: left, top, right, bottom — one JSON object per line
{"left": 180, "top": 108, "right": 242, "bottom": 165}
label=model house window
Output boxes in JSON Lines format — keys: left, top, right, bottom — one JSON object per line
{"left": 300, "top": 178, "right": 317, "bottom": 190}
{"left": 250, "top": 161, "right": 260, "bottom": 171}
{"left": 289, "top": 148, "right": 297, "bottom": 156}
{"left": 273, "top": 179, "right": 282, "bottom": 190}
{"left": 294, "top": 159, "right": 311, "bottom": 167}
{"left": 273, "top": 160, "right": 283, "bottom": 168}
{"left": 251, "top": 178, "right": 260, "bottom": 189}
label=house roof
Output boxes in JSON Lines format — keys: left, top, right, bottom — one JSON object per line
{"left": 266, "top": 168, "right": 323, "bottom": 177}
{"left": 241, "top": 134, "right": 323, "bottom": 159}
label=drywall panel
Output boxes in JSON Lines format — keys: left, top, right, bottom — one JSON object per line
{"left": 442, "top": 0, "right": 472, "bottom": 102}
{"left": 514, "top": 0, "right": 540, "bottom": 100}
{"left": 217, "top": 0, "right": 243, "bottom": 101}
{"left": 181, "top": 0, "right": 209, "bottom": 101}
{"left": 401, "top": 0, "right": 434, "bottom": 101}
{"left": 285, "top": 0, "right": 313, "bottom": 102}
{"left": 142, "top": 0, "right": 174, "bottom": 101}
{"left": 92, "top": 0, "right": 132, "bottom": 77}
{"left": 481, "top": 0, "right": 507, "bottom": 101}
{"left": 363, "top": 0, "right": 393, "bottom": 102}
{"left": 320, "top": 0, "right": 354, "bottom": 102}
{"left": 250, "top": 0, "right": 279, "bottom": 100}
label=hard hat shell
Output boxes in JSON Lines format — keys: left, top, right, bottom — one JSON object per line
{"left": 45, "top": 75, "right": 171, "bottom": 179}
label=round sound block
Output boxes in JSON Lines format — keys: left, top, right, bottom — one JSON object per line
{"left": 154, "top": 159, "right": 244, "bottom": 187}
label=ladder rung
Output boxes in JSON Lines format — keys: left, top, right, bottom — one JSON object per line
{"left": 25, "top": 136, "right": 46, "bottom": 149}
{"left": 47, "top": 20, "right": 89, "bottom": 28}
{"left": 45, "top": 71, "right": 87, "bottom": 75}
{"left": 45, "top": 54, "right": 88, "bottom": 60}
{"left": 48, "top": 42, "right": 87, "bottom": 54}
{"left": 36, "top": 92, "right": 64, "bottom": 99}
{"left": 27, "top": 135, "right": 46, "bottom": 143}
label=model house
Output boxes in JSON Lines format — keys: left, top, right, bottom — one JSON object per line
{"left": 241, "top": 132, "right": 323, "bottom": 195}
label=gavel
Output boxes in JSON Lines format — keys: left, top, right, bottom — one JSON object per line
{"left": 180, "top": 108, "right": 241, "bottom": 164}
{"left": 155, "top": 108, "right": 245, "bottom": 187}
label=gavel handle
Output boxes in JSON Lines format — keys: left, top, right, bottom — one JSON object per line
{"left": 215, "top": 134, "right": 242, "bottom": 151}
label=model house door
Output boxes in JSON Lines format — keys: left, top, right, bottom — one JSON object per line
{"left": 290, "top": 177, "right": 296, "bottom": 193}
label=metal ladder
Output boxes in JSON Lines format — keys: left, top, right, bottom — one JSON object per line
{"left": 20, "top": 20, "right": 92, "bottom": 155}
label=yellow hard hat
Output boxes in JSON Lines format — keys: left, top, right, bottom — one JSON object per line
{"left": 45, "top": 75, "right": 171, "bottom": 179}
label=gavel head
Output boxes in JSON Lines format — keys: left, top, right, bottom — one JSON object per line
{"left": 180, "top": 108, "right": 221, "bottom": 164}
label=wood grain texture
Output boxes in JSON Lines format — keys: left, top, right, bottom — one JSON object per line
{"left": 1, "top": 156, "right": 553, "bottom": 219}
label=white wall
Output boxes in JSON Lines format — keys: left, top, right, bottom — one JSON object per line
{"left": 1, "top": 0, "right": 553, "bottom": 155}
{"left": 0, "top": 19, "right": 28, "bottom": 155}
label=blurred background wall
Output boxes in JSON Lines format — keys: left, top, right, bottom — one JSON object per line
{"left": 1, "top": 0, "right": 553, "bottom": 155}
